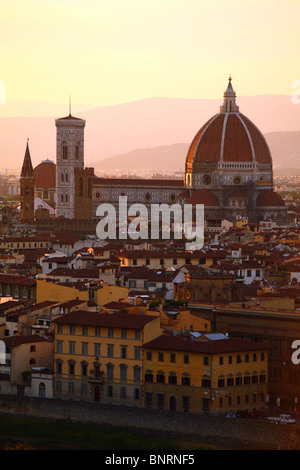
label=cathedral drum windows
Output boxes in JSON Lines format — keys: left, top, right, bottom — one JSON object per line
{"left": 202, "top": 175, "right": 212, "bottom": 186}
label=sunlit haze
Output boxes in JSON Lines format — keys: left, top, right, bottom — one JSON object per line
{"left": 1, "top": 0, "right": 300, "bottom": 109}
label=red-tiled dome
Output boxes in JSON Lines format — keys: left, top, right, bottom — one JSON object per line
{"left": 186, "top": 78, "right": 272, "bottom": 166}
{"left": 256, "top": 190, "right": 285, "bottom": 207}
{"left": 187, "top": 189, "right": 219, "bottom": 206}
{"left": 34, "top": 160, "right": 56, "bottom": 189}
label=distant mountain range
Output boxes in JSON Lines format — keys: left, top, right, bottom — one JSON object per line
{"left": 0, "top": 95, "right": 299, "bottom": 173}
{"left": 91, "top": 132, "right": 300, "bottom": 175}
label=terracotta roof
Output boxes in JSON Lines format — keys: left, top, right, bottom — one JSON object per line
{"left": 34, "top": 160, "right": 56, "bottom": 189}
{"left": 53, "top": 311, "right": 158, "bottom": 329}
{"left": 93, "top": 177, "right": 184, "bottom": 188}
{"left": 2, "top": 334, "right": 48, "bottom": 347}
{"left": 187, "top": 189, "right": 219, "bottom": 206}
{"left": 144, "top": 334, "right": 268, "bottom": 354}
{"left": 186, "top": 107, "right": 272, "bottom": 166}
{"left": 257, "top": 191, "right": 285, "bottom": 207}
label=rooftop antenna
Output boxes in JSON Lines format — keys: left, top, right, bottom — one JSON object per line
{"left": 69, "top": 95, "right": 71, "bottom": 116}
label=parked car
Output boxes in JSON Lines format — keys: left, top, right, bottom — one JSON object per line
{"left": 266, "top": 414, "right": 296, "bottom": 424}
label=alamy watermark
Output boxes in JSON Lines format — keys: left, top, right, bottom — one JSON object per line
{"left": 96, "top": 196, "right": 204, "bottom": 250}
{"left": 292, "top": 80, "right": 300, "bottom": 104}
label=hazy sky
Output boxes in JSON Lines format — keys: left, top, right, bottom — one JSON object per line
{"left": 1, "top": 0, "right": 300, "bottom": 109}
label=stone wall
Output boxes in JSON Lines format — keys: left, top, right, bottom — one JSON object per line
{"left": 0, "top": 395, "right": 297, "bottom": 449}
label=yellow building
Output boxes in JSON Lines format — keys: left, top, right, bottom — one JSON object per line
{"left": 143, "top": 333, "right": 268, "bottom": 415}
{"left": 36, "top": 278, "right": 128, "bottom": 306}
{"left": 53, "top": 310, "right": 162, "bottom": 405}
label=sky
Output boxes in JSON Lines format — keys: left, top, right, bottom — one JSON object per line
{"left": 1, "top": 0, "right": 300, "bottom": 111}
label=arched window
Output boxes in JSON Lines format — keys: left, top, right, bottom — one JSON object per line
{"left": 62, "top": 142, "right": 68, "bottom": 160}
{"left": 65, "top": 193, "right": 69, "bottom": 203}
{"left": 61, "top": 173, "right": 64, "bottom": 183}
{"left": 61, "top": 193, "right": 64, "bottom": 203}
{"left": 39, "top": 382, "right": 46, "bottom": 398}
{"left": 65, "top": 172, "right": 69, "bottom": 183}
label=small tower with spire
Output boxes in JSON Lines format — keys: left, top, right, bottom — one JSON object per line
{"left": 220, "top": 76, "right": 239, "bottom": 113}
{"left": 20, "top": 140, "right": 35, "bottom": 223}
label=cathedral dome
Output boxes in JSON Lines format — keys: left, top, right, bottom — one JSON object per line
{"left": 256, "top": 190, "right": 285, "bottom": 207}
{"left": 34, "top": 159, "right": 56, "bottom": 188}
{"left": 186, "top": 77, "right": 272, "bottom": 166}
{"left": 187, "top": 189, "right": 219, "bottom": 206}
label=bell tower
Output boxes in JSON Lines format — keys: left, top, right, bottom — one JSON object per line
{"left": 20, "top": 140, "right": 35, "bottom": 223}
{"left": 55, "top": 104, "right": 86, "bottom": 219}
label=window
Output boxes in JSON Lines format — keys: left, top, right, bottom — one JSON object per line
{"left": 236, "top": 376, "right": 242, "bottom": 386}
{"left": 56, "top": 361, "right": 62, "bottom": 375}
{"left": 260, "top": 352, "right": 265, "bottom": 361}
{"left": 253, "top": 353, "right": 257, "bottom": 362}
{"left": 120, "top": 365, "right": 127, "bottom": 381}
{"left": 134, "top": 388, "right": 140, "bottom": 401}
{"left": 146, "top": 351, "right": 152, "bottom": 361}
{"left": 95, "top": 327, "right": 100, "bottom": 337}
{"left": 107, "top": 364, "right": 114, "bottom": 379}
{"left": 245, "top": 354, "right": 249, "bottom": 363}
{"left": 135, "top": 330, "right": 140, "bottom": 340}
{"left": 237, "top": 354, "right": 242, "bottom": 363}
{"left": 69, "top": 342, "right": 75, "bottom": 354}
{"left": 30, "top": 345, "right": 36, "bottom": 352}
{"left": 107, "top": 345, "right": 114, "bottom": 357}
{"left": 170, "top": 353, "right": 176, "bottom": 363}
{"left": 134, "top": 367, "right": 140, "bottom": 382}
{"left": 108, "top": 328, "right": 114, "bottom": 338}
{"left": 82, "top": 326, "right": 88, "bottom": 336}
{"left": 68, "top": 362, "right": 75, "bottom": 376}
{"left": 121, "top": 329, "right": 127, "bottom": 339}
{"left": 156, "top": 372, "right": 165, "bottom": 383}
{"left": 82, "top": 343, "right": 88, "bottom": 355}
{"left": 218, "top": 379, "right": 225, "bottom": 388}
{"left": 121, "top": 346, "right": 127, "bottom": 359}
{"left": 181, "top": 376, "right": 190, "bottom": 386}
{"left": 81, "top": 363, "right": 87, "bottom": 376}
{"left": 70, "top": 325, "right": 75, "bottom": 335}
{"left": 228, "top": 355, "right": 232, "bottom": 364}
{"left": 244, "top": 375, "right": 251, "bottom": 385}
{"left": 62, "top": 144, "right": 68, "bottom": 160}
{"left": 145, "top": 372, "right": 153, "bottom": 383}
{"left": 107, "top": 386, "right": 113, "bottom": 397}
{"left": 183, "top": 354, "right": 189, "bottom": 364}
{"left": 168, "top": 374, "right": 177, "bottom": 385}
{"left": 158, "top": 352, "right": 164, "bottom": 362}
{"left": 203, "top": 356, "right": 209, "bottom": 366}
{"left": 94, "top": 343, "right": 100, "bottom": 357}
{"left": 227, "top": 377, "right": 234, "bottom": 387}
{"left": 219, "top": 356, "right": 223, "bottom": 365}
{"left": 120, "top": 387, "right": 126, "bottom": 399}
{"left": 134, "top": 347, "right": 141, "bottom": 360}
